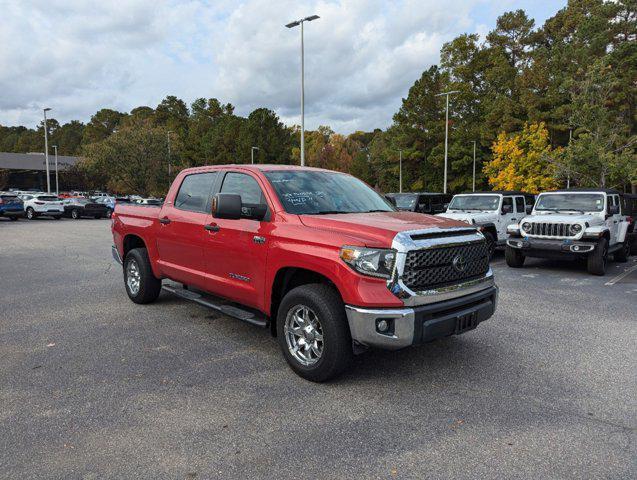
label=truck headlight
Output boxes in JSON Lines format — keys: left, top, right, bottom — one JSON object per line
{"left": 521, "top": 222, "right": 532, "bottom": 233}
{"left": 340, "top": 246, "right": 396, "bottom": 279}
{"left": 570, "top": 224, "right": 582, "bottom": 235}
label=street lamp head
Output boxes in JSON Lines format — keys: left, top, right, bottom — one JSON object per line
{"left": 435, "top": 90, "right": 460, "bottom": 97}
{"left": 43, "top": 107, "right": 51, "bottom": 112}
{"left": 286, "top": 14, "right": 319, "bottom": 28}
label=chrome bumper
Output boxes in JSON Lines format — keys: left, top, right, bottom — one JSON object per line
{"left": 111, "top": 245, "right": 123, "bottom": 265}
{"left": 345, "top": 285, "right": 498, "bottom": 350}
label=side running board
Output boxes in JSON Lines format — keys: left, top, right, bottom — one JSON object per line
{"left": 162, "top": 284, "right": 267, "bottom": 327}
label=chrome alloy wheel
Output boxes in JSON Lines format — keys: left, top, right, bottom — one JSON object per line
{"left": 126, "top": 259, "right": 141, "bottom": 295}
{"left": 284, "top": 305, "right": 324, "bottom": 366}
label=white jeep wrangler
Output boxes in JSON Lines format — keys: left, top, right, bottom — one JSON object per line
{"left": 505, "top": 189, "right": 632, "bottom": 275}
{"left": 438, "top": 191, "right": 535, "bottom": 257}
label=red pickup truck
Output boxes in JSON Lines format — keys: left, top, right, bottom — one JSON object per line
{"left": 111, "top": 165, "right": 498, "bottom": 381}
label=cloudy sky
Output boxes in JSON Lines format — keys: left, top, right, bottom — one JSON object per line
{"left": 1, "top": 0, "right": 566, "bottom": 133}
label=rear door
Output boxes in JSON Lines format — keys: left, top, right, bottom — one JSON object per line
{"left": 155, "top": 171, "right": 218, "bottom": 290}
{"left": 498, "top": 196, "right": 517, "bottom": 240}
{"left": 203, "top": 171, "right": 272, "bottom": 310}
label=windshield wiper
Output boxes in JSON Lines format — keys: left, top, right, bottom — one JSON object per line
{"left": 363, "top": 209, "right": 391, "bottom": 213}
{"left": 310, "top": 210, "right": 356, "bottom": 215}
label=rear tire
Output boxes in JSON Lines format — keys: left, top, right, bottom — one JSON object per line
{"left": 123, "top": 248, "right": 162, "bottom": 304}
{"left": 26, "top": 207, "right": 36, "bottom": 220}
{"left": 9, "top": 216, "right": 18, "bottom": 221}
{"left": 276, "top": 284, "right": 352, "bottom": 382}
{"left": 505, "top": 245, "right": 525, "bottom": 268}
{"left": 614, "top": 240, "right": 630, "bottom": 263}
{"left": 71, "top": 209, "right": 80, "bottom": 219}
{"left": 94, "top": 215, "right": 102, "bottom": 219}
{"left": 53, "top": 215, "right": 62, "bottom": 220}
{"left": 587, "top": 237, "right": 608, "bottom": 276}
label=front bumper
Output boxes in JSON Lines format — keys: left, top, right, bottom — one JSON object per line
{"left": 507, "top": 237, "right": 597, "bottom": 254}
{"left": 345, "top": 285, "right": 498, "bottom": 350}
{"left": 112, "top": 245, "right": 123, "bottom": 265}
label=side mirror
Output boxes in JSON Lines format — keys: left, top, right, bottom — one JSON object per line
{"left": 501, "top": 205, "right": 513, "bottom": 214}
{"left": 212, "top": 193, "right": 242, "bottom": 220}
{"left": 609, "top": 205, "right": 619, "bottom": 215}
{"left": 526, "top": 205, "right": 533, "bottom": 214}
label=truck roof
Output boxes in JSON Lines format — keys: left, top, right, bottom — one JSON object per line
{"left": 386, "top": 192, "right": 449, "bottom": 196}
{"left": 180, "top": 164, "right": 337, "bottom": 174}
{"left": 549, "top": 188, "right": 622, "bottom": 195}
{"left": 456, "top": 190, "right": 530, "bottom": 196}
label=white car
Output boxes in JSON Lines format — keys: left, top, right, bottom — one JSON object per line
{"left": 437, "top": 191, "right": 535, "bottom": 257}
{"left": 506, "top": 189, "right": 632, "bottom": 275}
{"left": 19, "top": 193, "right": 65, "bottom": 220}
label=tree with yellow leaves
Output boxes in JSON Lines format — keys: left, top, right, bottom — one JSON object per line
{"left": 483, "top": 122, "right": 560, "bottom": 194}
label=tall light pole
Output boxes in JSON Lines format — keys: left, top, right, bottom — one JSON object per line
{"left": 435, "top": 91, "right": 459, "bottom": 193}
{"left": 286, "top": 14, "right": 320, "bottom": 167}
{"left": 167, "top": 130, "right": 172, "bottom": 180}
{"left": 398, "top": 150, "right": 403, "bottom": 193}
{"left": 472, "top": 141, "right": 476, "bottom": 192}
{"left": 52, "top": 145, "right": 59, "bottom": 195}
{"left": 251, "top": 146, "right": 259, "bottom": 165}
{"left": 43, "top": 107, "right": 52, "bottom": 193}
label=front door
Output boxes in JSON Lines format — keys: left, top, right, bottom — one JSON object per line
{"left": 155, "top": 172, "right": 218, "bottom": 290}
{"left": 203, "top": 171, "right": 272, "bottom": 311}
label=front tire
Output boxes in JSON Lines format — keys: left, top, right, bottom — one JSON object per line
{"left": 276, "top": 284, "right": 352, "bottom": 382}
{"left": 123, "top": 248, "right": 162, "bottom": 304}
{"left": 505, "top": 245, "right": 525, "bottom": 268}
{"left": 53, "top": 215, "right": 62, "bottom": 220}
{"left": 71, "top": 209, "right": 80, "bottom": 219}
{"left": 587, "top": 237, "right": 608, "bottom": 276}
{"left": 614, "top": 240, "right": 630, "bottom": 263}
{"left": 26, "top": 207, "right": 36, "bottom": 220}
{"left": 483, "top": 231, "right": 496, "bottom": 259}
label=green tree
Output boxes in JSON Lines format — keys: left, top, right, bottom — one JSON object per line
{"left": 82, "top": 109, "right": 126, "bottom": 145}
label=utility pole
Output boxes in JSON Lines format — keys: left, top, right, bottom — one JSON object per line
{"left": 251, "top": 146, "right": 259, "bottom": 164}
{"left": 567, "top": 129, "right": 572, "bottom": 188}
{"left": 435, "top": 91, "right": 459, "bottom": 193}
{"left": 43, "top": 107, "right": 52, "bottom": 193}
{"left": 52, "top": 145, "right": 59, "bottom": 195}
{"left": 399, "top": 150, "right": 403, "bottom": 193}
{"left": 286, "top": 14, "right": 319, "bottom": 166}
{"left": 472, "top": 141, "right": 476, "bottom": 192}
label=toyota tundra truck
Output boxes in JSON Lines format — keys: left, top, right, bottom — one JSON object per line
{"left": 111, "top": 165, "right": 498, "bottom": 381}
{"left": 505, "top": 189, "right": 633, "bottom": 275}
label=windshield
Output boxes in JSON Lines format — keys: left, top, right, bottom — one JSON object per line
{"left": 448, "top": 195, "right": 500, "bottom": 211}
{"left": 391, "top": 194, "right": 418, "bottom": 209}
{"left": 265, "top": 170, "right": 394, "bottom": 215}
{"left": 535, "top": 193, "right": 604, "bottom": 212}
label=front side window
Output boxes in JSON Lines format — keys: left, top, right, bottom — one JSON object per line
{"left": 175, "top": 172, "right": 218, "bottom": 213}
{"left": 448, "top": 195, "right": 500, "bottom": 211}
{"left": 535, "top": 193, "right": 604, "bottom": 213}
{"left": 264, "top": 170, "right": 394, "bottom": 215}
{"left": 220, "top": 173, "right": 264, "bottom": 205}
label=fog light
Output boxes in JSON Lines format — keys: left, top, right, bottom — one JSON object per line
{"left": 573, "top": 245, "right": 580, "bottom": 251}
{"left": 377, "top": 319, "right": 389, "bottom": 332}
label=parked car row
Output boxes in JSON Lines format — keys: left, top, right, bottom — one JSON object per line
{"left": 0, "top": 191, "right": 163, "bottom": 221}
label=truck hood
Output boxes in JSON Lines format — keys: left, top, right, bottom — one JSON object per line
{"left": 523, "top": 213, "right": 603, "bottom": 226}
{"left": 436, "top": 212, "right": 498, "bottom": 225}
{"left": 299, "top": 211, "right": 470, "bottom": 247}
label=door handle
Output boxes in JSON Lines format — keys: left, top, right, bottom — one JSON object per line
{"left": 511, "top": 218, "right": 517, "bottom": 222}
{"left": 204, "top": 223, "right": 220, "bottom": 232}
{"left": 253, "top": 235, "right": 266, "bottom": 244}
{"left": 159, "top": 217, "right": 171, "bottom": 225}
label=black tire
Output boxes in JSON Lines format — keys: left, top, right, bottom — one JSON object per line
{"left": 614, "top": 240, "right": 630, "bottom": 262}
{"left": 9, "top": 216, "right": 18, "bottom": 221}
{"left": 26, "top": 207, "right": 36, "bottom": 220}
{"left": 276, "top": 284, "right": 352, "bottom": 382}
{"left": 587, "top": 237, "right": 608, "bottom": 276}
{"left": 123, "top": 248, "right": 162, "bottom": 304}
{"left": 505, "top": 245, "right": 525, "bottom": 268}
{"left": 94, "top": 215, "right": 102, "bottom": 219}
{"left": 53, "top": 215, "right": 62, "bottom": 220}
{"left": 71, "top": 209, "right": 80, "bottom": 219}
{"left": 483, "top": 231, "right": 496, "bottom": 259}
{"left": 106, "top": 209, "right": 113, "bottom": 219}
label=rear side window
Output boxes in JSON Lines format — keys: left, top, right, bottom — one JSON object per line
{"left": 37, "top": 196, "right": 60, "bottom": 201}
{"left": 175, "top": 172, "right": 218, "bottom": 213}
{"left": 220, "top": 172, "right": 264, "bottom": 205}
{"left": 515, "top": 197, "right": 525, "bottom": 213}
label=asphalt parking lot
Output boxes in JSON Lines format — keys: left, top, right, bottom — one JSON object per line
{"left": 1, "top": 218, "right": 635, "bottom": 479}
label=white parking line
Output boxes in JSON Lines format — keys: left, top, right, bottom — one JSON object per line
{"left": 605, "top": 262, "right": 637, "bottom": 286}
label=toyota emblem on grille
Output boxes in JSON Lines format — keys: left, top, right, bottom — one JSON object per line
{"left": 452, "top": 254, "right": 467, "bottom": 273}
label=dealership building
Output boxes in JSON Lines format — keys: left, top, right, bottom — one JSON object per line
{"left": 0, "top": 152, "right": 82, "bottom": 191}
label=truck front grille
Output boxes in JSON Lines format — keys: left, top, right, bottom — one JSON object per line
{"left": 529, "top": 222, "right": 573, "bottom": 237}
{"left": 402, "top": 241, "right": 489, "bottom": 291}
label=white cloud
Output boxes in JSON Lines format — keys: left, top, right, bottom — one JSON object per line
{"left": 0, "top": 0, "right": 562, "bottom": 133}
